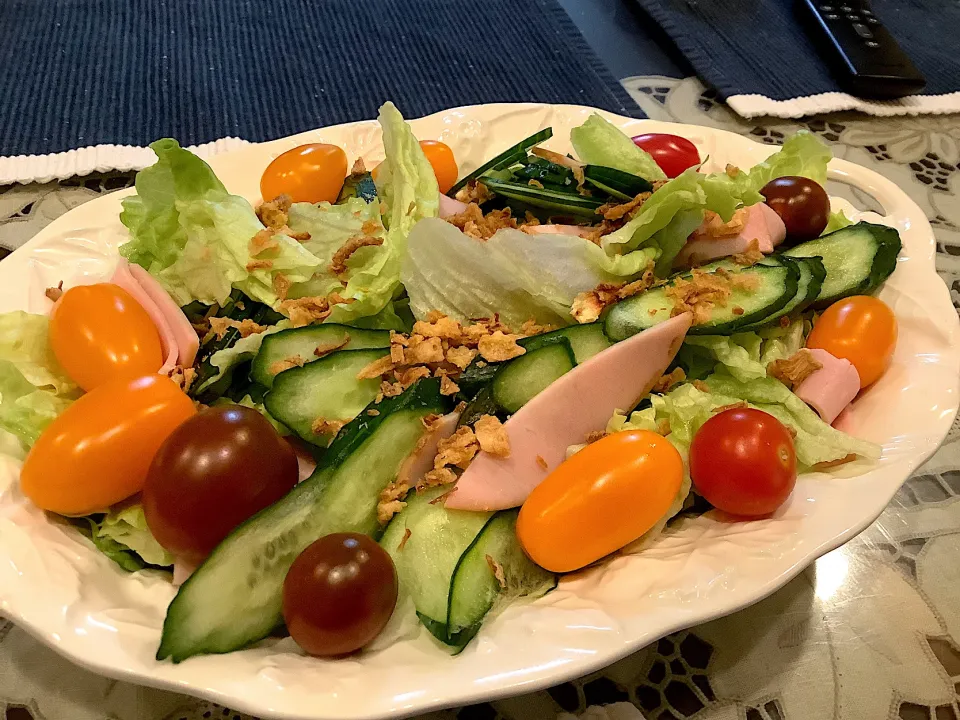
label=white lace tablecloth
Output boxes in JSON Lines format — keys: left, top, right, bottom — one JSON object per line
{"left": 1, "top": 77, "right": 959, "bottom": 720}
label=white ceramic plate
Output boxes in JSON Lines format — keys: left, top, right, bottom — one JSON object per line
{"left": 0, "top": 104, "right": 957, "bottom": 720}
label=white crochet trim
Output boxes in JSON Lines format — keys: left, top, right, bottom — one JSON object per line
{"left": 0, "top": 137, "right": 253, "bottom": 186}
{"left": 727, "top": 91, "right": 960, "bottom": 119}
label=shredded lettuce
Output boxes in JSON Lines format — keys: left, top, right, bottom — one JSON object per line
{"left": 0, "top": 312, "right": 80, "bottom": 454}
{"left": 570, "top": 114, "right": 667, "bottom": 181}
{"left": 401, "top": 220, "right": 650, "bottom": 327}
{"left": 197, "top": 320, "right": 293, "bottom": 393}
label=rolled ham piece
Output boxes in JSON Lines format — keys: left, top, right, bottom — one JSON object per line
{"left": 127, "top": 262, "right": 200, "bottom": 367}
{"left": 444, "top": 312, "right": 693, "bottom": 512}
{"left": 794, "top": 348, "right": 861, "bottom": 425}
{"left": 110, "top": 261, "right": 179, "bottom": 375}
{"left": 439, "top": 194, "right": 469, "bottom": 219}
{"left": 674, "top": 202, "right": 787, "bottom": 268}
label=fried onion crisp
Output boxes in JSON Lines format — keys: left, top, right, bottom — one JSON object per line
{"left": 474, "top": 415, "right": 510, "bottom": 457}
{"left": 256, "top": 194, "right": 292, "bottom": 228}
{"left": 478, "top": 331, "right": 525, "bottom": 362}
{"left": 209, "top": 317, "right": 268, "bottom": 339}
{"left": 269, "top": 355, "right": 306, "bottom": 376}
{"left": 652, "top": 367, "right": 686, "bottom": 393}
{"left": 767, "top": 349, "right": 823, "bottom": 389}
{"left": 330, "top": 236, "right": 384, "bottom": 276}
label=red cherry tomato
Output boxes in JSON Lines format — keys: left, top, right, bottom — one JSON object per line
{"left": 50, "top": 283, "right": 164, "bottom": 392}
{"left": 20, "top": 375, "right": 196, "bottom": 516}
{"left": 630, "top": 133, "right": 701, "bottom": 178}
{"left": 806, "top": 296, "right": 897, "bottom": 388}
{"left": 517, "top": 430, "right": 683, "bottom": 572}
{"left": 689, "top": 408, "right": 797, "bottom": 517}
{"left": 142, "top": 405, "right": 299, "bottom": 564}
{"left": 283, "top": 533, "right": 398, "bottom": 656}
{"left": 760, "top": 176, "right": 830, "bottom": 242}
{"left": 260, "top": 143, "right": 347, "bottom": 204}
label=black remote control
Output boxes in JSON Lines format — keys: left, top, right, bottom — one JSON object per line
{"left": 797, "top": 0, "right": 926, "bottom": 99}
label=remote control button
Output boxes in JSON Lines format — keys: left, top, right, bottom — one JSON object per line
{"left": 840, "top": 4, "right": 852, "bottom": 11}
{"left": 865, "top": 40, "right": 879, "bottom": 48}
{"left": 865, "top": 15, "right": 879, "bottom": 23}
{"left": 861, "top": 8, "right": 874, "bottom": 15}
{"left": 852, "top": 22, "right": 874, "bottom": 38}
{"left": 819, "top": 3, "right": 835, "bottom": 10}
{"left": 824, "top": 12, "right": 839, "bottom": 19}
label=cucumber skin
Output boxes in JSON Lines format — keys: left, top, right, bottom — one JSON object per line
{"left": 251, "top": 324, "right": 389, "bottom": 388}
{"left": 492, "top": 340, "right": 576, "bottom": 413}
{"left": 157, "top": 380, "right": 449, "bottom": 662}
{"left": 784, "top": 222, "right": 901, "bottom": 308}
{"left": 739, "top": 256, "right": 826, "bottom": 330}
{"left": 603, "top": 263, "right": 800, "bottom": 340}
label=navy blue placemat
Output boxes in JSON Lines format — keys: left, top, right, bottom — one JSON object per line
{"left": 631, "top": 0, "right": 959, "bottom": 102}
{"left": 0, "top": 0, "right": 642, "bottom": 158}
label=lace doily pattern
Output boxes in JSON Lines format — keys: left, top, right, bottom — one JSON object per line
{"left": 1, "top": 79, "right": 959, "bottom": 720}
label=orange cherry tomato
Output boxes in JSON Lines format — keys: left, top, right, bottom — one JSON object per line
{"left": 260, "top": 143, "right": 348, "bottom": 204}
{"left": 517, "top": 430, "right": 683, "bottom": 573}
{"left": 418, "top": 140, "right": 458, "bottom": 194}
{"left": 50, "top": 283, "right": 163, "bottom": 392}
{"left": 806, "top": 296, "right": 897, "bottom": 388}
{"left": 20, "top": 375, "right": 196, "bottom": 516}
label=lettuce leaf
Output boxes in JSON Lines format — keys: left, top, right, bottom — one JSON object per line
{"left": 824, "top": 209, "right": 854, "bottom": 234}
{"left": 673, "top": 317, "right": 808, "bottom": 383}
{"left": 120, "top": 139, "right": 321, "bottom": 308}
{"left": 626, "top": 371, "right": 879, "bottom": 467}
{"left": 96, "top": 504, "right": 174, "bottom": 568}
{"left": 570, "top": 114, "right": 667, "bottom": 181}
{"left": 600, "top": 167, "right": 762, "bottom": 276}
{"left": 744, "top": 131, "right": 832, "bottom": 191}
{"left": 198, "top": 320, "right": 293, "bottom": 393}
{"left": 401, "top": 220, "right": 647, "bottom": 327}
{"left": 304, "top": 102, "right": 440, "bottom": 325}
{"left": 0, "top": 312, "right": 80, "bottom": 454}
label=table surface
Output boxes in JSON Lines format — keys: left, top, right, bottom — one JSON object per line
{"left": 1, "top": 10, "right": 960, "bottom": 718}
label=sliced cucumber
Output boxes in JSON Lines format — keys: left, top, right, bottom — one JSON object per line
{"left": 449, "top": 128, "right": 553, "bottom": 196}
{"left": 158, "top": 379, "right": 450, "bottom": 662}
{"left": 492, "top": 340, "right": 576, "bottom": 413}
{"left": 479, "top": 177, "right": 602, "bottom": 218}
{"left": 447, "top": 510, "right": 556, "bottom": 650}
{"left": 458, "top": 385, "right": 501, "bottom": 427}
{"left": 251, "top": 324, "right": 389, "bottom": 388}
{"left": 740, "top": 256, "right": 825, "bottom": 330}
{"left": 582, "top": 165, "right": 654, "bottom": 201}
{"left": 381, "top": 487, "right": 492, "bottom": 640}
{"left": 519, "top": 322, "right": 613, "bottom": 363}
{"left": 604, "top": 262, "right": 799, "bottom": 340}
{"left": 263, "top": 348, "right": 389, "bottom": 446}
{"left": 783, "top": 221, "right": 900, "bottom": 307}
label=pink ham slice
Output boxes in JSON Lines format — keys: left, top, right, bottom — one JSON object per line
{"left": 794, "top": 348, "right": 861, "bottom": 425}
{"left": 110, "top": 261, "right": 179, "bottom": 375}
{"left": 395, "top": 411, "right": 461, "bottom": 489}
{"left": 674, "top": 203, "right": 787, "bottom": 268}
{"left": 444, "top": 313, "right": 693, "bottom": 512}
{"left": 523, "top": 224, "right": 595, "bottom": 239}
{"left": 439, "top": 194, "right": 469, "bottom": 219}
{"left": 127, "top": 262, "right": 200, "bottom": 367}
